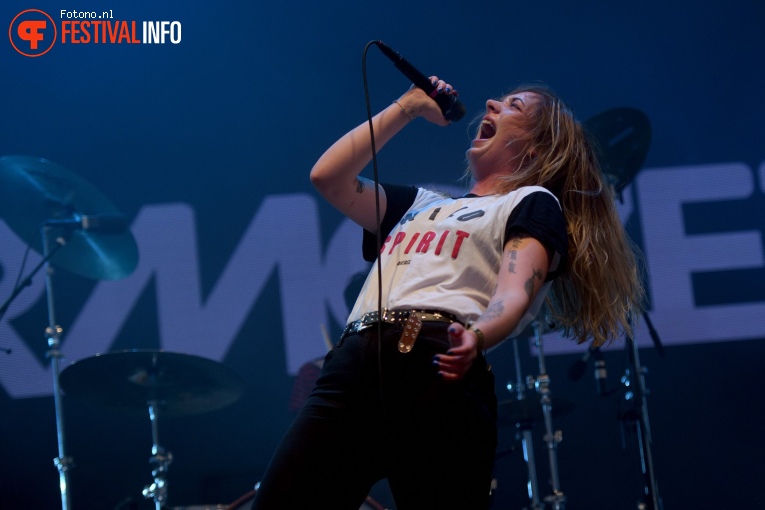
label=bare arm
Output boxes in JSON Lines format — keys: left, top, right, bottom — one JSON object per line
{"left": 436, "top": 234, "right": 551, "bottom": 380}
{"left": 309, "top": 79, "right": 455, "bottom": 232}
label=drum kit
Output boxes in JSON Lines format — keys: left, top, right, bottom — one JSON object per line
{"left": 0, "top": 106, "right": 659, "bottom": 510}
{"left": 497, "top": 318, "right": 574, "bottom": 510}
{"left": 0, "top": 156, "right": 248, "bottom": 510}
{"left": 497, "top": 312, "right": 663, "bottom": 510}
{"left": 0, "top": 155, "right": 389, "bottom": 510}
{"left": 59, "top": 350, "right": 246, "bottom": 510}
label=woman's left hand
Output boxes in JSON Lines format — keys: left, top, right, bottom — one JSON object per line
{"left": 434, "top": 322, "right": 480, "bottom": 381}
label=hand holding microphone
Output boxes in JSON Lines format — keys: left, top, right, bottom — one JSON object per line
{"left": 376, "top": 40, "right": 466, "bottom": 124}
{"left": 395, "top": 77, "right": 458, "bottom": 127}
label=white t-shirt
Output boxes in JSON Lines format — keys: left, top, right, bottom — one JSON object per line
{"left": 347, "top": 184, "right": 568, "bottom": 338}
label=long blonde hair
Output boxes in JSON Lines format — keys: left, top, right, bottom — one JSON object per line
{"left": 483, "top": 84, "right": 644, "bottom": 346}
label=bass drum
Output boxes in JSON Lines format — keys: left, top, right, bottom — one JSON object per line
{"left": 228, "top": 489, "right": 387, "bottom": 510}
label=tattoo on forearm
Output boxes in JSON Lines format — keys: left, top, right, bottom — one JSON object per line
{"left": 524, "top": 267, "right": 544, "bottom": 298}
{"left": 355, "top": 178, "right": 365, "bottom": 194}
{"left": 480, "top": 301, "right": 504, "bottom": 324}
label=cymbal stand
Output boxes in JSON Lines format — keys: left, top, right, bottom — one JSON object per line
{"left": 526, "top": 321, "right": 565, "bottom": 510}
{"left": 142, "top": 399, "right": 173, "bottom": 510}
{"left": 619, "top": 325, "right": 662, "bottom": 510}
{"left": 510, "top": 339, "right": 543, "bottom": 510}
{"left": 42, "top": 229, "right": 74, "bottom": 510}
{"left": 0, "top": 237, "right": 64, "bottom": 351}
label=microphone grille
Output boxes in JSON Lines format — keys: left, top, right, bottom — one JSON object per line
{"left": 445, "top": 99, "right": 466, "bottom": 122}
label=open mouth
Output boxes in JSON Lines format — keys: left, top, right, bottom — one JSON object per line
{"left": 478, "top": 119, "right": 496, "bottom": 140}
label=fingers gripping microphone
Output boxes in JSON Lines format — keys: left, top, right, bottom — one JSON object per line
{"left": 375, "top": 40, "right": 466, "bottom": 122}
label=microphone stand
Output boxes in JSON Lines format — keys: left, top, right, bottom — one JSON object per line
{"left": 619, "top": 314, "right": 662, "bottom": 510}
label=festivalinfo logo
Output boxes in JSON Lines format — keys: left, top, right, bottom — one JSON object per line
{"left": 9, "top": 8, "right": 182, "bottom": 57}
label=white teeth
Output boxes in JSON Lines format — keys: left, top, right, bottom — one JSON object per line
{"left": 480, "top": 120, "right": 496, "bottom": 139}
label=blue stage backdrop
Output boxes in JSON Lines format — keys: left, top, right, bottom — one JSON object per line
{"left": 1, "top": 1, "right": 763, "bottom": 509}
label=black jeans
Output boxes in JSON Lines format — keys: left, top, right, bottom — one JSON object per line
{"left": 252, "top": 321, "right": 497, "bottom": 510}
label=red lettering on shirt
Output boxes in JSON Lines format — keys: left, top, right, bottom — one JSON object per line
{"left": 452, "top": 230, "right": 470, "bottom": 258}
{"left": 388, "top": 232, "right": 406, "bottom": 254}
{"left": 434, "top": 230, "right": 450, "bottom": 255}
{"left": 416, "top": 231, "right": 437, "bottom": 253}
{"left": 380, "top": 235, "right": 392, "bottom": 254}
{"left": 404, "top": 232, "right": 420, "bottom": 254}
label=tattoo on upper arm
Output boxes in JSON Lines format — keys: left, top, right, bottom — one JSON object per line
{"left": 506, "top": 236, "right": 523, "bottom": 274}
{"left": 355, "top": 178, "right": 365, "bottom": 194}
{"left": 524, "top": 267, "right": 545, "bottom": 298}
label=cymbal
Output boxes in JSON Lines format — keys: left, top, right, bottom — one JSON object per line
{"left": 497, "top": 396, "right": 575, "bottom": 426}
{"left": 60, "top": 350, "right": 246, "bottom": 417}
{"left": 584, "top": 108, "right": 651, "bottom": 196}
{"left": 0, "top": 155, "right": 138, "bottom": 280}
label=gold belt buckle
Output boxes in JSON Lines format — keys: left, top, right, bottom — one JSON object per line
{"left": 398, "top": 312, "right": 422, "bottom": 353}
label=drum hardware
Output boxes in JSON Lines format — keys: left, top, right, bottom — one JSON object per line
{"left": 140, "top": 399, "right": 173, "bottom": 509}
{"left": 504, "top": 330, "right": 541, "bottom": 510}
{"left": 0, "top": 155, "right": 140, "bottom": 510}
{"left": 45, "top": 231, "right": 74, "bottom": 510}
{"left": 528, "top": 320, "right": 566, "bottom": 510}
{"left": 60, "top": 349, "right": 245, "bottom": 510}
{"left": 566, "top": 317, "right": 663, "bottom": 510}
{"left": 0, "top": 229, "right": 86, "bottom": 510}
{"left": 501, "top": 320, "right": 571, "bottom": 510}
{"left": 582, "top": 107, "right": 651, "bottom": 203}
{"left": 222, "top": 486, "right": 388, "bottom": 510}
{"left": 171, "top": 506, "right": 229, "bottom": 510}
{"left": 0, "top": 229, "right": 73, "bottom": 509}
{"left": 615, "top": 315, "right": 664, "bottom": 510}
{"left": 582, "top": 109, "right": 662, "bottom": 508}
{"left": 0, "top": 156, "right": 138, "bottom": 280}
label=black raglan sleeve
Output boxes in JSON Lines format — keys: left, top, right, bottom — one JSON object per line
{"left": 504, "top": 191, "right": 569, "bottom": 281}
{"left": 361, "top": 183, "right": 419, "bottom": 262}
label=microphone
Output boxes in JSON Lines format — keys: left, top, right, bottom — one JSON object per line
{"left": 593, "top": 348, "right": 608, "bottom": 396}
{"left": 45, "top": 213, "right": 128, "bottom": 234}
{"left": 375, "top": 40, "right": 466, "bottom": 122}
{"left": 568, "top": 343, "right": 597, "bottom": 381}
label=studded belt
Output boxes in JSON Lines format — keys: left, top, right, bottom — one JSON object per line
{"left": 343, "top": 309, "right": 459, "bottom": 353}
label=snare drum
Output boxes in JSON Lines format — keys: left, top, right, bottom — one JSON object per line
{"left": 227, "top": 489, "right": 386, "bottom": 510}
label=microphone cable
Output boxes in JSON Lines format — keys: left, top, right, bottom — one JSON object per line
{"left": 361, "top": 40, "right": 387, "bottom": 419}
